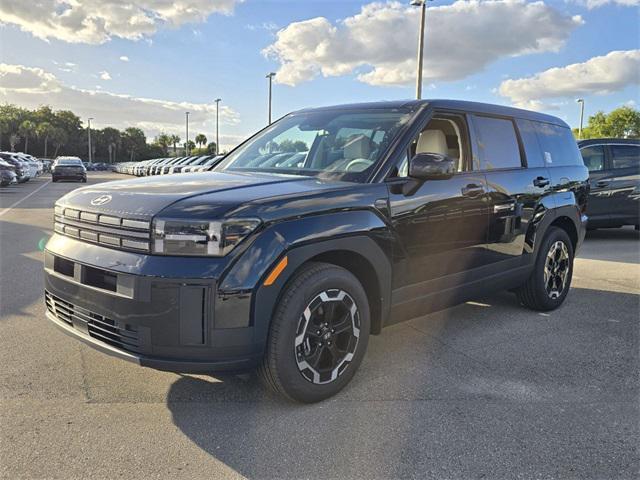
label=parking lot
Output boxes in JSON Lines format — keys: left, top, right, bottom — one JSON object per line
{"left": 0, "top": 171, "right": 638, "bottom": 479}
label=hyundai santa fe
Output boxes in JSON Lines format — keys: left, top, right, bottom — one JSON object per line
{"left": 44, "top": 100, "right": 589, "bottom": 402}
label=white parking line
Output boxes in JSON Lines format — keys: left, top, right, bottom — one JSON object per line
{"left": 0, "top": 180, "right": 52, "bottom": 217}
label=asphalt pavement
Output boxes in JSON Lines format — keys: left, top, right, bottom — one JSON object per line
{"left": 1, "top": 172, "right": 638, "bottom": 479}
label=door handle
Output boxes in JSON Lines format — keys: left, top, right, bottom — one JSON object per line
{"left": 461, "top": 183, "right": 485, "bottom": 197}
{"left": 596, "top": 180, "right": 610, "bottom": 188}
{"left": 533, "top": 176, "right": 550, "bottom": 188}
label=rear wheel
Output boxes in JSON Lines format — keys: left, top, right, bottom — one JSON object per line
{"left": 259, "top": 262, "right": 370, "bottom": 403}
{"left": 515, "top": 227, "right": 574, "bottom": 311}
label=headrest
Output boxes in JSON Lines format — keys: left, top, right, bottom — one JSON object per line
{"left": 416, "top": 129, "right": 448, "bottom": 155}
{"left": 343, "top": 134, "right": 371, "bottom": 160}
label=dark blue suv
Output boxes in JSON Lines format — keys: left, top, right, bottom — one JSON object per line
{"left": 44, "top": 100, "right": 589, "bottom": 402}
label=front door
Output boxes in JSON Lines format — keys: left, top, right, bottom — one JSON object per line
{"left": 386, "top": 112, "right": 490, "bottom": 321}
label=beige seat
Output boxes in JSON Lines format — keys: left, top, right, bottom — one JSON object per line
{"left": 343, "top": 134, "right": 372, "bottom": 160}
{"left": 416, "top": 129, "right": 448, "bottom": 155}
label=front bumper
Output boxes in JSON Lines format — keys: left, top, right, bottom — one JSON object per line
{"left": 44, "top": 236, "right": 262, "bottom": 373}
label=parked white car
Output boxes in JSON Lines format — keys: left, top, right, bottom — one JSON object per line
{"left": 13, "top": 153, "right": 42, "bottom": 177}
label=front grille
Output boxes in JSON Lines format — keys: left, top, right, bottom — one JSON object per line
{"left": 54, "top": 205, "right": 151, "bottom": 252}
{"left": 45, "top": 291, "right": 144, "bottom": 354}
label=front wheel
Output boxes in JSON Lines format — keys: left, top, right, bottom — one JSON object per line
{"left": 259, "top": 262, "right": 370, "bottom": 403}
{"left": 515, "top": 227, "right": 574, "bottom": 311}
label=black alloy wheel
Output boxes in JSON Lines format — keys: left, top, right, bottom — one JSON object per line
{"left": 294, "top": 289, "right": 360, "bottom": 385}
{"left": 259, "top": 262, "right": 370, "bottom": 403}
{"left": 516, "top": 226, "right": 574, "bottom": 311}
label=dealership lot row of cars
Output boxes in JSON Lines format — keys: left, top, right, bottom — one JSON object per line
{"left": 116, "top": 138, "right": 640, "bottom": 230}
{"left": 0, "top": 151, "right": 48, "bottom": 186}
{"left": 115, "top": 154, "right": 223, "bottom": 176}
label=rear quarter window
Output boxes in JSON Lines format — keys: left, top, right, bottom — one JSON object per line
{"left": 611, "top": 144, "right": 639, "bottom": 169}
{"left": 534, "top": 122, "right": 582, "bottom": 167}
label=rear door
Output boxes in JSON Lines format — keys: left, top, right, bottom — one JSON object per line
{"left": 472, "top": 115, "right": 552, "bottom": 270}
{"left": 606, "top": 143, "right": 640, "bottom": 226}
{"left": 579, "top": 144, "right": 611, "bottom": 224}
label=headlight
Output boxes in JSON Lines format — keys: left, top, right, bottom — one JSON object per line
{"left": 152, "top": 218, "right": 261, "bottom": 256}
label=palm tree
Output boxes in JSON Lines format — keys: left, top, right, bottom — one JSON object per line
{"left": 9, "top": 133, "right": 20, "bottom": 152}
{"left": 156, "top": 133, "right": 170, "bottom": 155}
{"left": 195, "top": 134, "right": 207, "bottom": 150}
{"left": 18, "top": 120, "right": 36, "bottom": 153}
{"left": 36, "top": 122, "right": 54, "bottom": 158}
{"left": 50, "top": 128, "right": 68, "bottom": 157}
{"left": 169, "top": 134, "right": 181, "bottom": 156}
{"left": 0, "top": 118, "right": 8, "bottom": 152}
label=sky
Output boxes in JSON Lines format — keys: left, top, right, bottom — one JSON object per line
{"left": 0, "top": 0, "right": 638, "bottom": 150}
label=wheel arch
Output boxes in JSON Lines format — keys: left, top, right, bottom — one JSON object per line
{"left": 549, "top": 215, "right": 578, "bottom": 251}
{"left": 305, "top": 249, "right": 384, "bottom": 335}
{"left": 252, "top": 235, "right": 392, "bottom": 346}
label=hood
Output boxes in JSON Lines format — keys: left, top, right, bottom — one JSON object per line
{"left": 56, "top": 171, "right": 360, "bottom": 220}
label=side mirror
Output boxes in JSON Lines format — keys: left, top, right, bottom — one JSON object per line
{"left": 409, "top": 152, "right": 456, "bottom": 180}
{"left": 401, "top": 153, "right": 456, "bottom": 196}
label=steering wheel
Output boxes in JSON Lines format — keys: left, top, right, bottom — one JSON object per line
{"left": 344, "top": 158, "right": 373, "bottom": 172}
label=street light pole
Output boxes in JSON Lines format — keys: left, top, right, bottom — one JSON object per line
{"left": 214, "top": 98, "right": 221, "bottom": 154}
{"left": 185, "top": 111, "right": 190, "bottom": 155}
{"left": 266, "top": 72, "right": 276, "bottom": 124}
{"left": 411, "top": 0, "right": 429, "bottom": 100}
{"left": 576, "top": 99, "right": 585, "bottom": 139}
{"left": 87, "top": 117, "right": 94, "bottom": 164}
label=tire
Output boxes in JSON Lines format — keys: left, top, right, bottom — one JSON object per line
{"left": 258, "top": 262, "right": 370, "bottom": 403}
{"left": 81, "top": 178, "right": 87, "bottom": 183}
{"left": 52, "top": 177, "right": 57, "bottom": 183}
{"left": 515, "top": 226, "right": 574, "bottom": 311}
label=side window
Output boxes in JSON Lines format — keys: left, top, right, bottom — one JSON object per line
{"left": 515, "top": 119, "right": 544, "bottom": 168}
{"left": 534, "top": 123, "right": 582, "bottom": 166}
{"left": 611, "top": 145, "right": 639, "bottom": 169}
{"left": 391, "top": 114, "right": 468, "bottom": 178}
{"left": 580, "top": 145, "right": 606, "bottom": 172}
{"left": 473, "top": 116, "right": 522, "bottom": 170}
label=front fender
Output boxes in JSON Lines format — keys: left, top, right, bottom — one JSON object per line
{"left": 216, "top": 210, "right": 392, "bottom": 343}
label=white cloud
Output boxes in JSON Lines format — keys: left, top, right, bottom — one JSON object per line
{"left": 264, "top": 0, "right": 583, "bottom": 87}
{"left": 572, "top": 0, "right": 639, "bottom": 8}
{"left": 498, "top": 50, "right": 640, "bottom": 109}
{"left": 246, "top": 21, "right": 279, "bottom": 32}
{"left": 119, "top": 56, "right": 130, "bottom": 62}
{"left": 0, "top": 63, "right": 242, "bottom": 148}
{"left": 0, "top": 0, "right": 243, "bottom": 44}
{"left": 99, "top": 71, "right": 112, "bottom": 80}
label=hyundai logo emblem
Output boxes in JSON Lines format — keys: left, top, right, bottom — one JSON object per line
{"left": 91, "top": 194, "right": 112, "bottom": 206}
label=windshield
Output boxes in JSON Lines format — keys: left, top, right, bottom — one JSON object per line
{"left": 214, "top": 108, "right": 415, "bottom": 182}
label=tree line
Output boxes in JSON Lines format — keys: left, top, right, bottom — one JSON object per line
{"left": 0, "top": 104, "right": 217, "bottom": 162}
{"left": 572, "top": 106, "right": 640, "bottom": 139}
{"left": 2, "top": 103, "right": 636, "bottom": 162}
